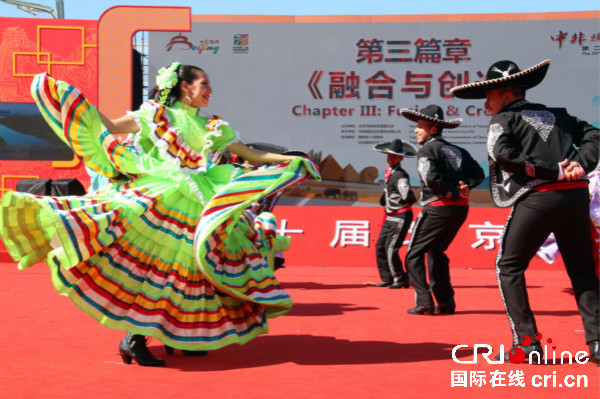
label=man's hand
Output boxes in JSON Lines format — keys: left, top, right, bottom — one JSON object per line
{"left": 458, "top": 181, "right": 469, "bottom": 198}
{"left": 560, "top": 159, "right": 585, "bottom": 181}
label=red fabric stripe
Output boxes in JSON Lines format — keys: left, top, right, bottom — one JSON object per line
{"left": 64, "top": 91, "right": 86, "bottom": 137}
{"left": 533, "top": 180, "right": 588, "bottom": 192}
{"left": 70, "top": 209, "right": 99, "bottom": 256}
{"left": 48, "top": 197, "right": 97, "bottom": 256}
{"left": 150, "top": 111, "right": 204, "bottom": 167}
{"left": 74, "top": 267, "right": 263, "bottom": 329}
{"left": 75, "top": 267, "right": 260, "bottom": 329}
{"left": 427, "top": 197, "right": 469, "bottom": 207}
{"left": 147, "top": 207, "right": 196, "bottom": 234}
{"left": 214, "top": 189, "right": 264, "bottom": 200}
{"left": 105, "top": 139, "right": 121, "bottom": 163}
{"left": 387, "top": 206, "right": 411, "bottom": 215}
{"left": 42, "top": 74, "right": 61, "bottom": 112}
{"left": 237, "top": 283, "right": 281, "bottom": 296}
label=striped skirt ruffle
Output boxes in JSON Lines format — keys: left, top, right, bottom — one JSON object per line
{"left": 0, "top": 72, "right": 321, "bottom": 350}
{"left": 0, "top": 157, "right": 318, "bottom": 350}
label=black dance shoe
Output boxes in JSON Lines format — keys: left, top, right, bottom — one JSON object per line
{"left": 589, "top": 341, "right": 599, "bottom": 366}
{"left": 274, "top": 257, "right": 286, "bottom": 270}
{"left": 407, "top": 305, "right": 434, "bottom": 315}
{"left": 119, "top": 333, "right": 166, "bottom": 367}
{"left": 165, "top": 345, "right": 208, "bottom": 356}
{"left": 494, "top": 342, "right": 543, "bottom": 362}
{"left": 374, "top": 282, "right": 392, "bottom": 287}
{"left": 388, "top": 278, "right": 410, "bottom": 289}
{"left": 435, "top": 298, "right": 456, "bottom": 314}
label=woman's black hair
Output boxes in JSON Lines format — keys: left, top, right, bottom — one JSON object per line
{"left": 156, "top": 64, "right": 205, "bottom": 106}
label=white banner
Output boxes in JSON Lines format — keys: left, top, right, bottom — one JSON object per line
{"left": 149, "top": 15, "right": 599, "bottom": 200}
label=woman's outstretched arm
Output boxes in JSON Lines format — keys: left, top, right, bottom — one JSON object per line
{"left": 227, "top": 142, "right": 301, "bottom": 164}
{"left": 99, "top": 112, "right": 139, "bottom": 134}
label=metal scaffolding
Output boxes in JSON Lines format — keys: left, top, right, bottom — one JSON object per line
{"left": 1, "top": 0, "right": 64, "bottom": 19}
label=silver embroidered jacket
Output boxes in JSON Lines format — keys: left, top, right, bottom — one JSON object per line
{"left": 379, "top": 164, "right": 416, "bottom": 214}
{"left": 417, "top": 135, "right": 485, "bottom": 206}
{"left": 487, "top": 99, "right": 600, "bottom": 207}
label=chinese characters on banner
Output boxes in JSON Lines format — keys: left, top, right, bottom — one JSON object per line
{"left": 307, "top": 37, "right": 479, "bottom": 101}
{"left": 550, "top": 30, "right": 600, "bottom": 54}
{"left": 279, "top": 216, "right": 501, "bottom": 250}
{"left": 311, "top": 69, "right": 485, "bottom": 101}
{"left": 356, "top": 38, "right": 472, "bottom": 64}
{"left": 273, "top": 206, "right": 558, "bottom": 269}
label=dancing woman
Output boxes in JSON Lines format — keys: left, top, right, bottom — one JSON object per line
{"left": 0, "top": 62, "right": 320, "bottom": 366}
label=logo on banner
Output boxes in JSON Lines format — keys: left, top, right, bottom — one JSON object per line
{"left": 550, "top": 30, "right": 600, "bottom": 55}
{"left": 165, "top": 33, "right": 220, "bottom": 54}
{"left": 233, "top": 34, "right": 249, "bottom": 54}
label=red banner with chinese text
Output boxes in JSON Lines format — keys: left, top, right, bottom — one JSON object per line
{"left": 274, "top": 206, "right": 564, "bottom": 270}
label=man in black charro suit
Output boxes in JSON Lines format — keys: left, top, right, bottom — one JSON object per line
{"left": 400, "top": 105, "right": 484, "bottom": 316}
{"left": 372, "top": 139, "right": 418, "bottom": 289}
{"left": 451, "top": 59, "right": 599, "bottom": 364}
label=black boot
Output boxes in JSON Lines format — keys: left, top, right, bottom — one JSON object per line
{"left": 435, "top": 297, "right": 456, "bottom": 314}
{"left": 494, "top": 342, "right": 543, "bottom": 362}
{"left": 119, "top": 333, "right": 166, "bottom": 367}
{"left": 589, "top": 341, "right": 599, "bottom": 366}
{"left": 407, "top": 305, "right": 434, "bottom": 315}
{"left": 388, "top": 276, "right": 410, "bottom": 289}
{"left": 165, "top": 345, "right": 208, "bottom": 356}
{"left": 274, "top": 256, "right": 286, "bottom": 270}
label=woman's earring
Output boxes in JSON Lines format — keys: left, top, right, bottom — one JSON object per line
{"left": 183, "top": 95, "right": 191, "bottom": 108}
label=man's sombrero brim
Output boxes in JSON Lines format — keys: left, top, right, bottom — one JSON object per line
{"left": 282, "top": 150, "right": 309, "bottom": 157}
{"left": 246, "top": 142, "right": 288, "bottom": 153}
{"left": 450, "top": 59, "right": 551, "bottom": 99}
{"left": 399, "top": 109, "right": 463, "bottom": 129}
{"left": 373, "top": 141, "right": 418, "bottom": 157}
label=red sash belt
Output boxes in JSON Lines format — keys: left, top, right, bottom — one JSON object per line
{"left": 533, "top": 180, "right": 589, "bottom": 192}
{"left": 427, "top": 197, "right": 469, "bottom": 207}
{"left": 387, "top": 206, "right": 412, "bottom": 215}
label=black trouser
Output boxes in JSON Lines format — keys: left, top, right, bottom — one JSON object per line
{"left": 406, "top": 205, "right": 468, "bottom": 306}
{"left": 375, "top": 209, "right": 413, "bottom": 283}
{"left": 497, "top": 188, "right": 599, "bottom": 346}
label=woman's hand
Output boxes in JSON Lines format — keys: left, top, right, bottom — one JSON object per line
{"left": 227, "top": 142, "right": 302, "bottom": 164}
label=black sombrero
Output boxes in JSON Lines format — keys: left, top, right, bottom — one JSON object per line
{"left": 450, "top": 59, "right": 551, "bottom": 99}
{"left": 399, "top": 105, "right": 462, "bottom": 129}
{"left": 282, "top": 150, "right": 309, "bottom": 158}
{"left": 373, "top": 139, "right": 417, "bottom": 157}
{"left": 246, "top": 142, "right": 288, "bottom": 153}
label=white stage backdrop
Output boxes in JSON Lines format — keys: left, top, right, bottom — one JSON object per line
{"left": 148, "top": 14, "right": 599, "bottom": 191}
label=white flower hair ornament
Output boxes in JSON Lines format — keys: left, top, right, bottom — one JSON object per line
{"left": 156, "top": 61, "right": 182, "bottom": 104}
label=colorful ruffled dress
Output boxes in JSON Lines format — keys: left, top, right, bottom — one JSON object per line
{"left": 0, "top": 73, "right": 320, "bottom": 350}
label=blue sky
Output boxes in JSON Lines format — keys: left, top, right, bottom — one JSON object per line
{"left": 0, "top": 0, "right": 598, "bottom": 19}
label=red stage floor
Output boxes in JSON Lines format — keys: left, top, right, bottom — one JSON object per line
{"left": 0, "top": 262, "right": 598, "bottom": 399}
